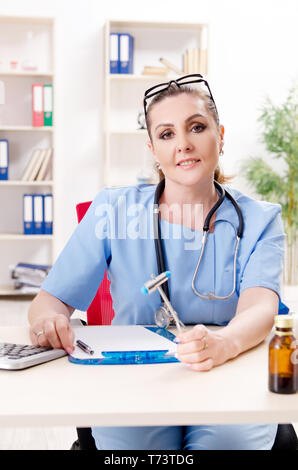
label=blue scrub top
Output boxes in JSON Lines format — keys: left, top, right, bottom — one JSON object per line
{"left": 42, "top": 184, "right": 286, "bottom": 326}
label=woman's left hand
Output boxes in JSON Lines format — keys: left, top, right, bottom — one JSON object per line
{"left": 175, "top": 324, "right": 231, "bottom": 371}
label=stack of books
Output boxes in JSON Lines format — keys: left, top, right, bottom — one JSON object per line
{"left": 21, "top": 148, "right": 52, "bottom": 181}
{"left": 183, "top": 48, "right": 208, "bottom": 75}
{"left": 10, "top": 262, "right": 51, "bottom": 294}
{"left": 109, "top": 33, "right": 134, "bottom": 74}
{"left": 141, "top": 66, "right": 168, "bottom": 76}
{"left": 141, "top": 58, "right": 183, "bottom": 77}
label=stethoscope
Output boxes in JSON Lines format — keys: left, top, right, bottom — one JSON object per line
{"left": 149, "top": 178, "right": 244, "bottom": 329}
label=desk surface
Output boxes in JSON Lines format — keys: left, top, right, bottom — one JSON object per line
{"left": 0, "top": 325, "right": 297, "bottom": 428}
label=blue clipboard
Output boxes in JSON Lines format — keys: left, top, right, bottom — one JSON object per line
{"left": 68, "top": 327, "right": 179, "bottom": 365}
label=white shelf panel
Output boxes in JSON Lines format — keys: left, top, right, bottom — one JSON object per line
{"left": 0, "top": 126, "right": 54, "bottom": 132}
{"left": 0, "top": 234, "right": 54, "bottom": 241}
{"left": 109, "top": 74, "right": 172, "bottom": 81}
{"left": 0, "top": 285, "right": 37, "bottom": 296}
{"left": 0, "top": 16, "right": 54, "bottom": 25}
{"left": 109, "top": 129, "right": 147, "bottom": 135}
{"left": 109, "top": 20, "right": 207, "bottom": 30}
{"left": 0, "top": 180, "right": 53, "bottom": 186}
{"left": 0, "top": 71, "right": 54, "bottom": 77}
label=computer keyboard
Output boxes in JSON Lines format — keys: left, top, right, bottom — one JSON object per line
{"left": 0, "top": 342, "right": 67, "bottom": 370}
{"left": 0, "top": 342, "right": 51, "bottom": 359}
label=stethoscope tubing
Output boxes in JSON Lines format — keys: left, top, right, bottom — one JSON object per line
{"left": 153, "top": 179, "right": 244, "bottom": 303}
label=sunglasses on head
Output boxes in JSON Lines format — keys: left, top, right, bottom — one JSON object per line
{"left": 143, "top": 74, "right": 218, "bottom": 119}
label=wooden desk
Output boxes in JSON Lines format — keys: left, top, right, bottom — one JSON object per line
{"left": 0, "top": 325, "right": 297, "bottom": 428}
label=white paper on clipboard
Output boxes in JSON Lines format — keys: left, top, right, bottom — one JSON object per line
{"left": 71, "top": 325, "right": 177, "bottom": 360}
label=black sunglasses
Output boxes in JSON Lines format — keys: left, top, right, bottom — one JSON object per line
{"left": 143, "top": 73, "right": 218, "bottom": 119}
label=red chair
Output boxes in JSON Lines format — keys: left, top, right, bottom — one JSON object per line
{"left": 76, "top": 201, "right": 115, "bottom": 326}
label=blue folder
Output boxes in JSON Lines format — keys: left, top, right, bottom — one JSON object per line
{"left": 119, "top": 33, "right": 134, "bottom": 74}
{"left": 110, "top": 33, "right": 119, "bottom": 73}
{"left": 68, "top": 327, "right": 179, "bottom": 365}
{"left": 43, "top": 193, "right": 53, "bottom": 234}
{"left": 23, "top": 194, "right": 34, "bottom": 235}
{"left": 0, "top": 139, "right": 9, "bottom": 180}
{"left": 33, "top": 194, "right": 44, "bottom": 234}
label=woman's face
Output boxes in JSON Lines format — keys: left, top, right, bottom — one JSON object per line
{"left": 148, "top": 93, "right": 224, "bottom": 188}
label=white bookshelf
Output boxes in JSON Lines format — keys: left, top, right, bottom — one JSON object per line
{"left": 104, "top": 20, "right": 209, "bottom": 187}
{"left": 0, "top": 16, "right": 55, "bottom": 296}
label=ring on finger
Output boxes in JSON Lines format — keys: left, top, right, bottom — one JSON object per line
{"left": 36, "top": 330, "right": 44, "bottom": 338}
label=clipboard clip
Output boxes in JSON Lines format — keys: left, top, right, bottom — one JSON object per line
{"left": 68, "top": 349, "right": 179, "bottom": 365}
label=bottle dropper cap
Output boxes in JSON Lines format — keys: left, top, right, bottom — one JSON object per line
{"left": 274, "top": 314, "right": 294, "bottom": 328}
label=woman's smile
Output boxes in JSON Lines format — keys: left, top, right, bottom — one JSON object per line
{"left": 176, "top": 158, "right": 201, "bottom": 169}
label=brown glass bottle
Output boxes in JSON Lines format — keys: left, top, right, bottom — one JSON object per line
{"left": 269, "top": 315, "right": 298, "bottom": 394}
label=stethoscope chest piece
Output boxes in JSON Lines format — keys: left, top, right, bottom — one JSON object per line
{"left": 154, "top": 304, "right": 179, "bottom": 329}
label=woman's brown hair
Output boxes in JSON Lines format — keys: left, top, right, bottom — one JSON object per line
{"left": 145, "top": 83, "right": 232, "bottom": 185}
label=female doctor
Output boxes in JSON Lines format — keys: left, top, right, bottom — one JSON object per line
{"left": 28, "top": 75, "right": 285, "bottom": 450}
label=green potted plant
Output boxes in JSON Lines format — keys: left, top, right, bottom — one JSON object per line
{"left": 242, "top": 85, "right": 298, "bottom": 285}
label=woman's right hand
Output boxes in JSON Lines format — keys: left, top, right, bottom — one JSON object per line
{"left": 29, "top": 313, "right": 75, "bottom": 354}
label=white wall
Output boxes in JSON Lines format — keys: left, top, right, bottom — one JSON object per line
{"left": 0, "top": 0, "right": 297, "bottom": 256}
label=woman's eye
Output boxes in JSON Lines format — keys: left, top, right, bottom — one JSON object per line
{"left": 191, "top": 124, "right": 206, "bottom": 133}
{"left": 160, "top": 131, "right": 173, "bottom": 140}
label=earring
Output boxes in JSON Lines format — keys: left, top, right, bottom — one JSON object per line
{"left": 155, "top": 162, "right": 161, "bottom": 170}
{"left": 219, "top": 149, "right": 224, "bottom": 156}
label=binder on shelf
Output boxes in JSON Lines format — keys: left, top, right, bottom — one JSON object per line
{"left": 33, "top": 194, "right": 44, "bottom": 234}
{"left": 43, "top": 84, "right": 53, "bottom": 126}
{"left": 43, "top": 193, "right": 53, "bottom": 235}
{"left": 11, "top": 262, "right": 51, "bottom": 288}
{"left": 12, "top": 262, "right": 51, "bottom": 278}
{"left": 36, "top": 148, "right": 52, "bottom": 181}
{"left": 0, "top": 139, "right": 9, "bottom": 180}
{"left": 13, "top": 282, "right": 40, "bottom": 294}
{"left": 23, "top": 194, "right": 34, "bottom": 234}
{"left": 119, "top": 33, "right": 134, "bottom": 74}
{"left": 32, "top": 83, "right": 44, "bottom": 127}
{"left": 110, "top": 33, "right": 119, "bottom": 73}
